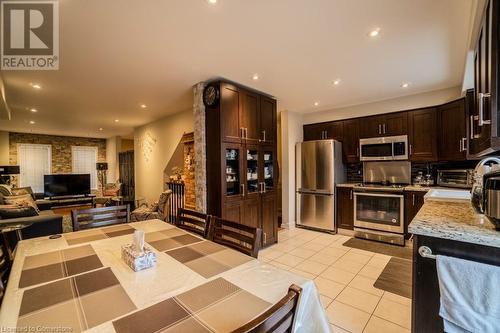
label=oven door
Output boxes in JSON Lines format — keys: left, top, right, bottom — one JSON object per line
{"left": 353, "top": 192, "right": 404, "bottom": 233}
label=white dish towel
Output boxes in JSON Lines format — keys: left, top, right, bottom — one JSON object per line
{"left": 436, "top": 254, "right": 500, "bottom": 333}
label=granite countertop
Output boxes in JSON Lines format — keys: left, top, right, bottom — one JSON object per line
{"left": 336, "top": 183, "right": 456, "bottom": 192}
{"left": 408, "top": 200, "right": 500, "bottom": 248}
{"left": 336, "top": 183, "right": 359, "bottom": 188}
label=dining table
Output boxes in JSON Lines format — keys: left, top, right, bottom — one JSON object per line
{"left": 0, "top": 219, "right": 331, "bottom": 333}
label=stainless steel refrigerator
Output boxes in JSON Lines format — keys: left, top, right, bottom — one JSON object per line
{"left": 296, "top": 140, "right": 345, "bottom": 233}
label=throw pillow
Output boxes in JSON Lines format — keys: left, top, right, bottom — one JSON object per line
{"left": 0, "top": 184, "right": 12, "bottom": 197}
{"left": 4, "top": 194, "right": 40, "bottom": 213}
{"left": 0, "top": 204, "right": 38, "bottom": 219}
{"left": 11, "top": 188, "right": 29, "bottom": 196}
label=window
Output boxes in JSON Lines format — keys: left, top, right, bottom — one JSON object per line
{"left": 72, "top": 146, "right": 98, "bottom": 190}
{"left": 17, "top": 144, "right": 52, "bottom": 193}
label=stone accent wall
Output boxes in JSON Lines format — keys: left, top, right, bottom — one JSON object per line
{"left": 193, "top": 82, "right": 207, "bottom": 213}
{"left": 182, "top": 133, "right": 196, "bottom": 209}
{"left": 9, "top": 132, "right": 106, "bottom": 179}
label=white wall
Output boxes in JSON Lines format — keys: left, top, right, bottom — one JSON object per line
{"left": 134, "top": 109, "right": 193, "bottom": 204}
{"left": 302, "top": 86, "right": 462, "bottom": 124}
{"left": 280, "top": 110, "right": 303, "bottom": 228}
{"left": 0, "top": 131, "right": 8, "bottom": 165}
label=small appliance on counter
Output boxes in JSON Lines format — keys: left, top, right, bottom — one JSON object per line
{"left": 471, "top": 157, "right": 500, "bottom": 213}
{"left": 437, "top": 169, "right": 474, "bottom": 188}
{"left": 482, "top": 170, "right": 500, "bottom": 230}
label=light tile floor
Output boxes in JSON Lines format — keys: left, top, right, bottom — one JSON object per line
{"left": 259, "top": 227, "right": 411, "bottom": 333}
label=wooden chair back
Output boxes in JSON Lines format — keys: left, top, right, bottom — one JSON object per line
{"left": 208, "top": 217, "right": 262, "bottom": 258}
{"left": 71, "top": 205, "right": 130, "bottom": 231}
{"left": 175, "top": 208, "right": 210, "bottom": 238}
{"left": 0, "top": 234, "right": 13, "bottom": 303}
{"left": 232, "top": 284, "right": 302, "bottom": 333}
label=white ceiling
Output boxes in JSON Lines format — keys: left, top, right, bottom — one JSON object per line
{"left": 1, "top": 0, "right": 474, "bottom": 138}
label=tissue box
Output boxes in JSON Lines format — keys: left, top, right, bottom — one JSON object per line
{"left": 121, "top": 244, "right": 157, "bottom": 272}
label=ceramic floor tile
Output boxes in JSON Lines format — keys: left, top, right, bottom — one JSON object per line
{"left": 268, "top": 261, "right": 292, "bottom": 271}
{"left": 331, "top": 257, "right": 365, "bottom": 274}
{"left": 358, "top": 264, "right": 386, "bottom": 279}
{"left": 341, "top": 252, "right": 373, "bottom": 265}
{"left": 374, "top": 297, "right": 411, "bottom": 329}
{"left": 326, "top": 301, "right": 370, "bottom": 333}
{"left": 319, "top": 247, "right": 349, "bottom": 258}
{"left": 288, "top": 268, "right": 317, "bottom": 280}
{"left": 382, "top": 292, "right": 412, "bottom": 307}
{"left": 330, "top": 324, "right": 350, "bottom": 333}
{"left": 348, "top": 248, "right": 376, "bottom": 257}
{"left": 367, "top": 255, "right": 391, "bottom": 268}
{"left": 273, "top": 253, "right": 305, "bottom": 267}
{"left": 335, "top": 286, "right": 381, "bottom": 314}
{"left": 364, "top": 316, "right": 410, "bottom": 333}
{"left": 288, "top": 247, "right": 317, "bottom": 259}
{"left": 300, "top": 241, "right": 327, "bottom": 251}
{"left": 348, "top": 275, "right": 384, "bottom": 297}
{"left": 258, "top": 248, "right": 285, "bottom": 260}
{"left": 294, "top": 260, "right": 328, "bottom": 275}
{"left": 309, "top": 252, "right": 341, "bottom": 266}
{"left": 320, "top": 266, "right": 356, "bottom": 285}
{"left": 320, "top": 295, "right": 333, "bottom": 308}
{"left": 314, "top": 276, "right": 346, "bottom": 299}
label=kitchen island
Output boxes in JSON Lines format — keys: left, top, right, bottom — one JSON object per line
{"left": 408, "top": 198, "right": 500, "bottom": 332}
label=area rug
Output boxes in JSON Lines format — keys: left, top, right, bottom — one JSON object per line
{"left": 373, "top": 257, "right": 412, "bottom": 298}
{"left": 342, "top": 238, "right": 412, "bottom": 260}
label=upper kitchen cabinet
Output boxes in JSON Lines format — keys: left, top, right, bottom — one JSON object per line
{"left": 468, "top": 0, "right": 500, "bottom": 156}
{"left": 359, "top": 112, "right": 407, "bottom": 138}
{"left": 342, "top": 119, "right": 360, "bottom": 163}
{"left": 259, "top": 96, "right": 277, "bottom": 144}
{"left": 408, "top": 108, "right": 438, "bottom": 162}
{"left": 240, "top": 90, "right": 260, "bottom": 144}
{"left": 303, "top": 121, "right": 343, "bottom": 141}
{"left": 220, "top": 83, "right": 242, "bottom": 143}
{"left": 438, "top": 99, "right": 467, "bottom": 161}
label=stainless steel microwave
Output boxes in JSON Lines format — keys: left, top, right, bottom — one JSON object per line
{"left": 359, "top": 135, "right": 408, "bottom": 161}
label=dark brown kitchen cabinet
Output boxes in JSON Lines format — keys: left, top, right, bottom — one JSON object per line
{"left": 259, "top": 96, "right": 276, "bottom": 143}
{"left": 303, "top": 121, "right": 343, "bottom": 141}
{"left": 408, "top": 108, "right": 438, "bottom": 162}
{"left": 438, "top": 99, "right": 467, "bottom": 161}
{"left": 220, "top": 83, "right": 241, "bottom": 143}
{"left": 404, "top": 190, "right": 426, "bottom": 235}
{"left": 342, "top": 119, "right": 360, "bottom": 163}
{"left": 412, "top": 235, "right": 500, "bottom": 332}
{"left": 469, "top": 0, "right": 500, "bottom": 156}
{"left": 336, "top": 187, "right": 354, "bottom": 230}
{"left": 359, "top": 112, "right": 407, "bottom": 138}
{"left": 206, "top": 80, "right": 278, "bottom": 248}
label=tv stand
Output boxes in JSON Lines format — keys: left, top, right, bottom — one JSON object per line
{"left": 38, "top": 195, "right": 96, "bottom": 210}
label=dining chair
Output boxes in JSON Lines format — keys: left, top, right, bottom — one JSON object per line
{"left": 208, "top": 217, "right": 262, "bottom": 258}
{"left": 71, "top": 205, "right": 130, "bottom": 231}
{"left": 232, "top": 284, "right": 302, "bottom": 333}
{"left": 175, "top": 208, "right": 210, "bottom": 238}
{"left": 0, "top": 234, "right": 12, "bottom": 303}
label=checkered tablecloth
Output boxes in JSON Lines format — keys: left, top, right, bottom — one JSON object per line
{"left": 0, "top": 220, "right": 331, "bottom": 333}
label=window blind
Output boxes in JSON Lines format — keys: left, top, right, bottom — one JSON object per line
{"left": 17, "top": 144, "right": 52, "bottom": 193}
{"left": 72, "top": 146, "right": 98, "bottom": 190}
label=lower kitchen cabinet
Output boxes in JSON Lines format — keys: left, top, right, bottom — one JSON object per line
{"left": 404, "top": 191, "right": 426, "bottom": 235}
{"left": 412, "top": 235, "right": 500, "bottom": 332}
{"left": 336, "top": 187, "right": 354, "bottom": 230}
{"left": 261, "top": 192, "right": 278, "bottom": 245}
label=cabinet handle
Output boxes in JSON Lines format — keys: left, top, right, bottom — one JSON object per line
{"left": 478, "top": 92, "right": 492, "bottom": 126}
{"left": 263, "top": 232, "right": 267, "bottom": 244}
{"left": 350, "top": 189, "right": 353, "bottom": 200}
{"left": 245, "top": 128, "right": 248, "bottom": 139}
{"left": 378, "top": 124, "right": 381, "bottom": 135}
{"left": 409, "top": 144, "right": 413, "bottom": 156}
{"left": 470, "top": 115, "right": 475, "bottom": 139}
{"left": 461, "top": 138, "right": 467, "bottom": 152}
{"left": 324, "top": 130, "right": 328, "bottom": 139}
{"left": 240, "top": 127, "right": 244, "bottom": 139}
{"left": 412, "top": 194, "right": 415, "bottom": 206}
{"left": 241, "top": 184, "right": 245, "bottom": 197}
{"left": 262, "top": 130, "right": 266, "bottom": 142}
{"left": 383, "top": 123, "right": 386, "bottom": 134}
{"left": 459, "top": 138, "right": 463, "bottom": 152}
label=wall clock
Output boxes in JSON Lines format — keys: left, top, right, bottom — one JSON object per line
{"left": 203, "top": 84, "right": 220, "bottom": 107}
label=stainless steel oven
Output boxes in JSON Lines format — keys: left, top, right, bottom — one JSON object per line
{"left": 353, "top": 190, "right": 405, "bottom": 245}
{"left": 359, "top": 135, "right": 408, "bottom": 161}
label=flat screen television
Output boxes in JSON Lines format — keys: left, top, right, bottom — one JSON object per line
{"left": 44, "top": 174, "right": 91, "bottom": 197}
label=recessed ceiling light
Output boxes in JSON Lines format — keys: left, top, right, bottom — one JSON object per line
{"left": 252, "top": 74, "right": 259, "bottom": 80}
{"left": 207, "top": 0, "right": 217, "bottom": 4}
{"left": 140, "top": 104, "right": 147, "bottom": 109}
{"left": 401, "top": 82, "right": 410, "bottom": 88}
{"left": 333, "top": 79, "right": 341, "bottom": 86}
{"left": 314, "top": 102, "right": 320, "bottom": 106}
{"left": 30, "top": 108, "right": 38, "bottom": 113}
{"left": 29, "top": 120, "right": 35, "bottom": 124}
{"left": 114, "top": 119, "right": 119, "bottom": 123}
{"left": 30, "top": 83, "right": 42, "bottom": 89}
{"left": 99, "top": 127, "right": 104, "bottom": 131}
{"left": 368, "top": 28, "right": 380, "bottom": 37}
